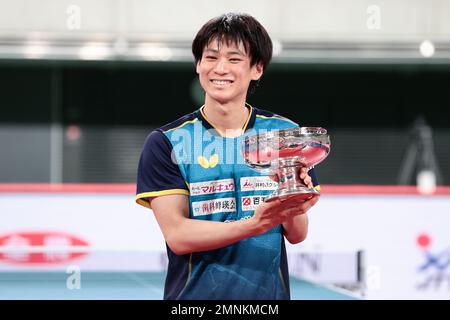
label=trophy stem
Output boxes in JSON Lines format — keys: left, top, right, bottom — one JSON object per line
{"left": 265, "top": 157, "right": 320, "bottom": 202}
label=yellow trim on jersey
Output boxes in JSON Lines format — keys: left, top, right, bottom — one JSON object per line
{"left": 242, "top": 103, "right": 253, "bottom": 131}
{"left": 200, "top": 103, "right": 253, "bottom": 137}
{"left": 256, "top": 114, "right": 298, "bottom": 126}
{"left": 163, "top": 118, "right": 199, "bottom": 133}
{"left": 136, "top": 198, "right": 152, "bottom": 209}
{"left": 200, "top": 105, "right": 225, "bottom": 136}
{"left": 135, "top": 189, "right": 190, "bottom": 208}
{"left": 314, "top": 185, "right": 321, "bottom": 192}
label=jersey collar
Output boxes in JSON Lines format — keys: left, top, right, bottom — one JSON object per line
{"left": 196, "top": 103, "right": 257, "bottom": 137}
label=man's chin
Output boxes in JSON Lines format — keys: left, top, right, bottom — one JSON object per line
{"left": 207, "top": 93, "right": 234, "bottom": 104}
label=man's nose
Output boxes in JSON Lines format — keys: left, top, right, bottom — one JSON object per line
{"left": 213, "top": 59, "right": 229, "bottom": 74}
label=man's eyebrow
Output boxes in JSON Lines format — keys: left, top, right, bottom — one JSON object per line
{"left": 227, "top": 50, "right": 245, "bottom": 56}
{"left": 204, "top": 48, "right": 245, "bottom": 56}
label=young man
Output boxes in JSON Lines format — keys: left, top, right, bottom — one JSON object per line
{"left": 136, "top": 13, "right": 320, "bottom": 300}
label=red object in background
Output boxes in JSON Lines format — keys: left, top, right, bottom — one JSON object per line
{"left": 0, "top": 231, "right": 89, "bottom": 265}
{"left": 417, "top": 233, "right": 431, "bottom": 249}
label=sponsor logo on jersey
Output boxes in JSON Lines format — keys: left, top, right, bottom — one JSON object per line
{"left": 241, "top": 196, "right": 267, "bottom": 211}
{"left": 197, "top": 154, "right": 219, "bottom": 169}
{"left": 240, "top": 176, "right": 278, "bottom": 191}
{"left": 192, "top": 198, "right": 236, "bottom": 216}
{"left": 190, "top": 179, "right": 235, "bottom": 196}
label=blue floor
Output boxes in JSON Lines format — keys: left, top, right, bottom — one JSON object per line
{"left": 0, "top": 272, "right": 359, "bottom": 300}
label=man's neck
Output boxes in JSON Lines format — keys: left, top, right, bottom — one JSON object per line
{"left": 202, "top": 96, "right": 250, "bottom": 137}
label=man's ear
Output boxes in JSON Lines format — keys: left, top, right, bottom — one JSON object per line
{"left": 251, "top": 63, "right": 264, "bottom": 81}
{"left": 196, "top": 61, "right": 201, "bottom": 74}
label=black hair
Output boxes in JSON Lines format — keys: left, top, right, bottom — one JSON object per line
{"left": 192, "top": 13, "right": 273, "bottom": 92}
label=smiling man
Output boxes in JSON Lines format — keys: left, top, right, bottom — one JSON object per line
{"left": 136, "top": 13, "right": 320, "bottom": 300}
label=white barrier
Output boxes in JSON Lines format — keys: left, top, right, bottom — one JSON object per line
{"left": 290, "top": 194, "right": 450, "bottom": 299}
{"left": 1, "top": 188, "right": 450, "bottom": 299}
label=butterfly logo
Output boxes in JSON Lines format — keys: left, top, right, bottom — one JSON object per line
{"left": 197, "top": 154, "right": 219, "bottom": 169}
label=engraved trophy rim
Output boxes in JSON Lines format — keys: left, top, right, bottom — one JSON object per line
{"left": 243, "top": 127, "right": 328, "bottom": 143}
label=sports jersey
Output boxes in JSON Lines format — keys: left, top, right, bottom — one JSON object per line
{"left": 136, "top": 104, "right": 319, "bottom": 300}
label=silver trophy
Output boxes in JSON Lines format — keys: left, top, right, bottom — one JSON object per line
{"left": 242, "top": 127, "right": 331, "bottom": 202}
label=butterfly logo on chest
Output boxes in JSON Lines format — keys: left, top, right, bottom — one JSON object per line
{"left": 197, "top": 154, "right": 219, "bottom": 169}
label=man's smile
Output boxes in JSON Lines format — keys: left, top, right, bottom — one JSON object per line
{"left": 210, "top": 79, "right": 234, "bottom": 87}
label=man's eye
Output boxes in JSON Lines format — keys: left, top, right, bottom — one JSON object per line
{"left": 230, "top": 58, "right": 242, "bottom": 62}
{"left": 206, "top": 56, "right": 217, "bottom": 59}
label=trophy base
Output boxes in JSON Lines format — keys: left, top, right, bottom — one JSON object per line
{"left": 264, "top": 187, "right": 320, "bottom": 203}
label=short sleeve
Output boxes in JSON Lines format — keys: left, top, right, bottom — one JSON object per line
{"left": 308, "top": 167, "right": 320, "bottom": 191}
{"left": 135, "top": 130, "right": 189, "bottom": 208}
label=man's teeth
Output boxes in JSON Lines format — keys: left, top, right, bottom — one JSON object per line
{"left": 212, "top": 80, "right": 232, "bottom": 85}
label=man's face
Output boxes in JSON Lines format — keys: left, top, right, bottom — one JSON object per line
{"left": 196, "top": 39, "right": 263, "bottom": 104}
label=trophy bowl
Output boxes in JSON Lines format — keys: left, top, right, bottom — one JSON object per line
{"left": 242, "top": 127, "right": 331, "bottom": 202}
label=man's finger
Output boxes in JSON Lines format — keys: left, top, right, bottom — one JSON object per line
{"left": 294, "top": 195, "right": 319, "bottom": 211}
{"left": 278, "top": 197, "right": 308, "bottom": 211}
{"left": 299, "top": 169, "right": 307, "bottom": 179}
{"left": 303, "top": 177, "right": 312, "bottom": 187}
{"left": 284, "top": 206, "right": 306, "bottom": 217}
{"left": 284, "top": 195, "right": 319, "bottom": 216}
{"left": 306, "top": 194, "right": 320, "bottom": 207}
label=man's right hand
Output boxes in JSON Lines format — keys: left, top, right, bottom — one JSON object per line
{"left": 251, "top": 194, "right": 319, "bottom": 235}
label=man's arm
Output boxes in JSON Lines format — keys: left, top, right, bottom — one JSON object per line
{"left": 279, "top": 168, "right": 318, "bottom": 244}
{"left": 150, "top": 193, "right": 318, "bottom": 255}
{"left": 281, "top": 200, "right": 316, "bottom": 244}
{"left": 151, "top": 194, "right": 258, "bottom": 255}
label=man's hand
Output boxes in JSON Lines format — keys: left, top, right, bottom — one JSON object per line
{"left": 270, "top": 167, "right": 314, "bottom": 190}
{"left": 251, "top": 194, "right": 319, "bottom": 235}
{"left": 298, "top": 167, "right": 314, "bottom": 189}
{"left": 251, "top": 167, "right": 319, "bottom": 237}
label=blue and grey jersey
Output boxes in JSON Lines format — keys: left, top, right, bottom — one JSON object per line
{"left": 136, "top": 104, "right": 319, "bottom": 300}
